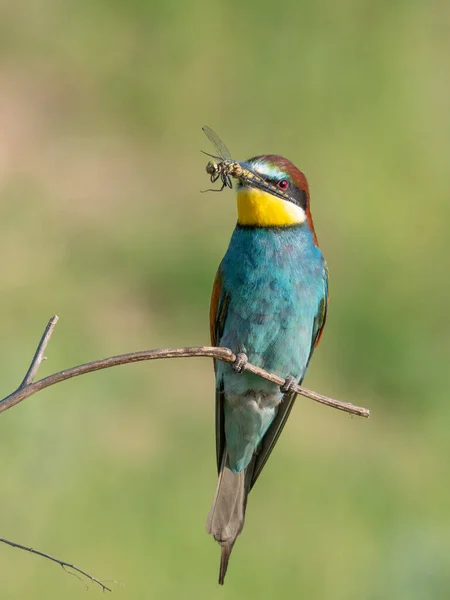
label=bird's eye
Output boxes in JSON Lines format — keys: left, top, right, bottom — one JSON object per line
{"left": 278, "top": 179, "right": 290, "bottom": 190}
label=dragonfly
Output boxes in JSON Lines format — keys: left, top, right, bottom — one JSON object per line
{"left": 201, "top": 126, "right": 246, "bottom": 192}
{"left": 201, "top": 126, "right": 294, "bottom": 203}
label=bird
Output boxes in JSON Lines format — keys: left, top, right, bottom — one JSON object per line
{"left": 206, "top": 143, "right": 329, "bottom": 584}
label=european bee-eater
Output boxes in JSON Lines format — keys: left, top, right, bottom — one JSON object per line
{"left": 205, "top": 130, "right": 328, "bottom": 584}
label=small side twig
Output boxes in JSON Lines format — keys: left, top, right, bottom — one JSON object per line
{"left": 20, "top": 316, "right": 59, "bottom": 387}
{"left": 0, "top": 537, "right": 111, "bottom": 592}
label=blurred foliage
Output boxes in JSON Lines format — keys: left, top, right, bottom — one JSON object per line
{"left": 0, "top": 0, "right": 449, "bottom": 598}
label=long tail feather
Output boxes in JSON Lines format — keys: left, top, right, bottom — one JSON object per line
{"left": 207, "top": 452, "right": 251, "bottom": 584}
{"left": 218, "top": 540, "right": 236, "bottom": 585}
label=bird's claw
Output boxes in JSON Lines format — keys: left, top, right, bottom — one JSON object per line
{"left": 233, "top": 352, "right": 248, "bottom": 374}
{"left": 280, "top": 375, "right": 297, "bottom": 394}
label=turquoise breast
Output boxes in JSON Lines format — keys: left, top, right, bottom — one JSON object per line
{"left": 217, "top": 224, "right": 326, "bottom": 396}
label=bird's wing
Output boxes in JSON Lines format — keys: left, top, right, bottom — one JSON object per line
{"left": 210, "top": 267, "right": 231, "bottom": 472}
{"left": 250, "top": 264, "right": 329, "bottom": 489}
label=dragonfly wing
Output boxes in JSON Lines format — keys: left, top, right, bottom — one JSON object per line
{"left": 202, "top": 126, "right": 232, "bottom": 160}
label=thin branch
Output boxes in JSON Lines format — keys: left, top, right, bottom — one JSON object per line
{"left": 0, "top": 537, "right": 111, "bottom": 592}
{"left": 0, "top": 315, "right": 370, "bottom": 418}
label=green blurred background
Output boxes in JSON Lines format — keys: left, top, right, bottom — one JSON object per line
{"left": 1, "top": 1, "right": 449, "bottom": 598}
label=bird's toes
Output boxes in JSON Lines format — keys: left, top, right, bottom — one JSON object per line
{"left": 280, "top": 375, "right": 297, "bottom": 394}
{"left": 233, "top": 352, "right": 248, "bottom": 373}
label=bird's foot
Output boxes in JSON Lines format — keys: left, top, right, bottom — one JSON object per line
{"left": 233, "top": 352, "right": 248, "bottom": 374}
{"left": 280, "top": 375, "right": 297, "bottom": 394}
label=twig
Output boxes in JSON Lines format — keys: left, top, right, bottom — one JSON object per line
{"left": 0, "top": 315, "right": 370, "bottom": 418}
{"left": 20, "top": 316, "right": 59, "bottom": 387}
{"left": 0, "top": 537, "right": 111, "bottom": 592}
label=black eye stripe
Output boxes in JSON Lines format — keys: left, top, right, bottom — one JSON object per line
{"left": 293, "top": 188, "right": 307, "bottom": 210}
{"left": 260, "top": 176, "right": 307, "bottom": 210}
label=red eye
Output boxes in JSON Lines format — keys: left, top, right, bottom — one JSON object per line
{"left": 278, "top": 179, "right": 289, "bottom": 190}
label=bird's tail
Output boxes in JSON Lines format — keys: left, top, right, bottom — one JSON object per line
{"left": 206, "top": 451, "right": 251, "bottom": 584}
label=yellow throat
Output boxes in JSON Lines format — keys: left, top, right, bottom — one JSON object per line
{"left": 237, "top": 187, "right": 306, "bottom": 227}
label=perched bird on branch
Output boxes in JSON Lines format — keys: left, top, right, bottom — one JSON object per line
{"left": 204, "top": 128, "right": 328, "bottom": 584}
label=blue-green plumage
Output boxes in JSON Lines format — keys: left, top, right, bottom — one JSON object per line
{"left": 216, "top": 224, "right": 327, "bottom": 472}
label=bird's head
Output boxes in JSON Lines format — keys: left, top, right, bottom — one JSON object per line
{"left": 236, "top": 155, "right": 315, "bottom": 236}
